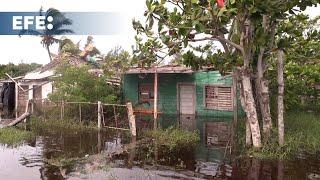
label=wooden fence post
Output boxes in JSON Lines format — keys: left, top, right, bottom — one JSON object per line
{"left": 31, "top": 99, "right": 34, "bottom": 114}
{"left": 113, "top": 105, "right": 118, "bottom": 128}
{"left": 24, "top": 99, "right": 30, "bottom": 123}
{"left": 98, "top": 101, "right": 102, "bottom": 129}
{"left": 153, "top": 72, "right": 158, "bottom": 129}
{"left": 60, "top": 100, "right": 64, "bottom": 120}
{"left": 231, "top": 71, "right": 238, "bottom": 152}
{"left": 126, "top": 102, "right": 136, "bottom": 136}
{"left": 79, "top": 104, "right": 82, "bottom": 122}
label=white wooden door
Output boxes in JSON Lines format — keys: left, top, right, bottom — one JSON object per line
{"left": 179, "top": 84, "right": 196, "bottom": 115}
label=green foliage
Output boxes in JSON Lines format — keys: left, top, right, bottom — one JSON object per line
{"left": 132, "top": 0, "right": 318, "bottom": 69}
{"left": 103, "top": 46, "right": 132, "bottom": 77}
{"left": 49, "top": 63, "right": 118, "bottom": 103}
{"left": 269, "top": 15, "right": 320, "bottom": 111}
{"left": 236, "top": 112, "right": 320, "bottom": 159}
{"left": 0, "top": 127, "right": 35, "bottom": 146}
{"left": 145, "top": 127, "right": 200, "bottom": 150}
{"left": 0, "top": 63, "right": 41, "bottom": 79}
{"left": 28, "top": 117, "right": 98, "bottom": 132}
{"left": 45, "top": 156, "right": 79, "bottom": 170}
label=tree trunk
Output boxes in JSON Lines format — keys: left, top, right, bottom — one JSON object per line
{"left": 245, "top": 119, "right": 252, "bottom": 146}
{"left": 240, "top": 18, "right": 262, "bottom": 148}
{"left": 239, "top": 79, "right": 252, "bottom": 146}
{"left": 256, "top": 47, "right": 272, "bottom": 139}
{"left": 277, "top": 50, "right": 285, "bottom": 146}
{"left": 46, "top": 44, "right": 53, "bottom": 62}
{"left": 242, "top": 73, "right": 262, "bottom": 148}
{"left": 256, "top": 15, "right": 274, "bottom": 139}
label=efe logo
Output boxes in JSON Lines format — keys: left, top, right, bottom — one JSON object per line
{"left": 12, "top": 16, "right": 53, "bottom": 30}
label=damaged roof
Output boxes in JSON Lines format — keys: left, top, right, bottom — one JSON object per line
{"left": 125, "top": 65, "right": 214, "bottom": 74}
{"left": 125, "top": 65, "right": 193, "bottom": 74}
{"left": 23, "top": 56, "right": 88, "bottom": 80}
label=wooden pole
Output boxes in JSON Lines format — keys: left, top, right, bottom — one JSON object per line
{"left": 101, "top": 105, "right": 105, "bottom": 126}
{"left": 31, "top": 100, "right": 34, "bottom": 114}
{"left": 79, "top": 104, "right": 82, "bottom": 122}
{"left": 126, "top": 102, "right": 136, "bottom": 136}
{"left": 24, "top": 99, "right": 30, "bottom": 123}
{"left": 43, "top": 101, "right": 46, "bottom": 121}
{"left": 60, "top": 100, "right": 64, "bottom": 120}
{"left": 231, "top": 71, "right": 238, "bottom": 151}
{"left": 153, "top": 71, "right": 158, "bottom": 129}
{"left": 5, "top": 73, "right": 25, "bottom": 91}
{"left": 113, "top": 105, "right": 118, "bottom": 128}
{"left": 97, "top": 130, "right": 101, "bottom": 153}
{"left": 277, "top": 50, "right": 285, "bottom": 146}
{"left": 98, "top": 101, "right": 102, "bottom": 129}
{"left": 25, "top": 99, "right": 30, "bottom": 113}
{"left": 233, "top": 72, "right": 238, "bottom": 124}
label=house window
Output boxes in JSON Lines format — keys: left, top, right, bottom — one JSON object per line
{"left": 139, "top": 83, "right": 154, "bottom": 102}
{"left": 204, "top": 85, "right": 233, "bottom": 111}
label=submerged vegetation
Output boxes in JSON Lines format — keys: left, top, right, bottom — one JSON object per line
{"left": 28, "top": 117, "right": 98, "bottom": 132}
{"left": 145, "top": 127, "right": 200, "bottom": 150}
{"left": 0, "top": 127, "right": 34, "bottom": 146}
{"left": 236, "top": 112, "right": 320, "bottom": 159}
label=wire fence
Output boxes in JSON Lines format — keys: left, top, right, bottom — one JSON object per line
{"left": 27, "top": 99, "right": 131, "bottom": 130}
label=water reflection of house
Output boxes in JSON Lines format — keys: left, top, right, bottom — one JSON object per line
{"left": 204, "top": 121, "right": 231, "bottom": 147}
{"left": 105, "top": 136, "right": 122, "bottom": 154}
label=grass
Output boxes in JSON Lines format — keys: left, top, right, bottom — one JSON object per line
{"left": 145, "top": 126, "right": 200, "bottom": 150}
{"left": 236, "top": 112, "right": 320, "bottom": 159}
{"left": 0, "top": 127, "right": 35, "bottom": 146}
{"left": 28, "top": 117, "right": 99, "bottom": 132}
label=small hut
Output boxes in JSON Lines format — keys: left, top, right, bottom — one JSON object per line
{"left": 123, "top": 65, "right": 239, "bottom": 146}
{"left": 123, "top": 65, "right": 238, "bottom": 118}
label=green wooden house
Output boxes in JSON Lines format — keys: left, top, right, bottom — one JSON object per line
{"left": 123, "top": 65, "right": 238, "bottom": 119}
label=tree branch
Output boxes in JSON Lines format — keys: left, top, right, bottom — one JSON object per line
{"left": 190, "top": 36, "right": 244, "bottom": 54}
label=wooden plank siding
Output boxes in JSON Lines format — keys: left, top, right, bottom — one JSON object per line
{"left": 17, "top": 85, "right": 29, "bottom": 116}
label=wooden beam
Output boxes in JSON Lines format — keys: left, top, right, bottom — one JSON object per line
{"left": 126, "top": 102, "right": 136, "bottom": 136}
{"left": 4, "top": 112, "right": 31, "bottom": 127}
{"left": 79, "top": 104, "right": 82, "bottom": 122}
{"left": 5, "top": 73, "right": 25, "bottom": 91}
{"left": 98, "top": 101, "right": 102, "bottom": 129}
{"left": 153, "top": 71, "right": 158, "bottom": 128}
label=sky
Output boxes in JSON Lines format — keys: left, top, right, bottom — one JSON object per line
{"left": 0, "top": 0, "right": 319, "bottom": 65}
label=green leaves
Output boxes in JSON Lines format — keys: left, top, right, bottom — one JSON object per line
{"left": 195, "top": 22, "right": 205, "bottom": 32}
{"left": 50, "top": 64, "right": 118, "bottom": 103}
{"left": 191, "top": 0, "right": 199, "bottom": 4}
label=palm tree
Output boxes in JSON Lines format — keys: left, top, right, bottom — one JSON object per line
{"left": 19, "top": 8, "right": 73, "bottom": 61}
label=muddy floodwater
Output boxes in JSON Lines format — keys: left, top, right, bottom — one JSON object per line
{"left": 0, "top": 116, "right": 320, "bottom": 179}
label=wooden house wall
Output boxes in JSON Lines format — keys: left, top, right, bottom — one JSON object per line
{"left": 123, "top": 71, "right": 242, "bottom": 118}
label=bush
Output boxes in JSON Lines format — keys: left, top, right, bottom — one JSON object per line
{"left": 49, "top": 63, "right": 118, "bottom": 103}
{"left": 0, "top": 127, "right": 34, "bottom": 146}
{"left": 236, "top": 112, "right": 320, "bottom": 159}
{"left": 145, "top": 127, "right": 200, "bottom": 150}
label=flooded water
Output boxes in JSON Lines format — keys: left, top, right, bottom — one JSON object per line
{"left": 0, "top": 116, "right": 320, "bottom": 179}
